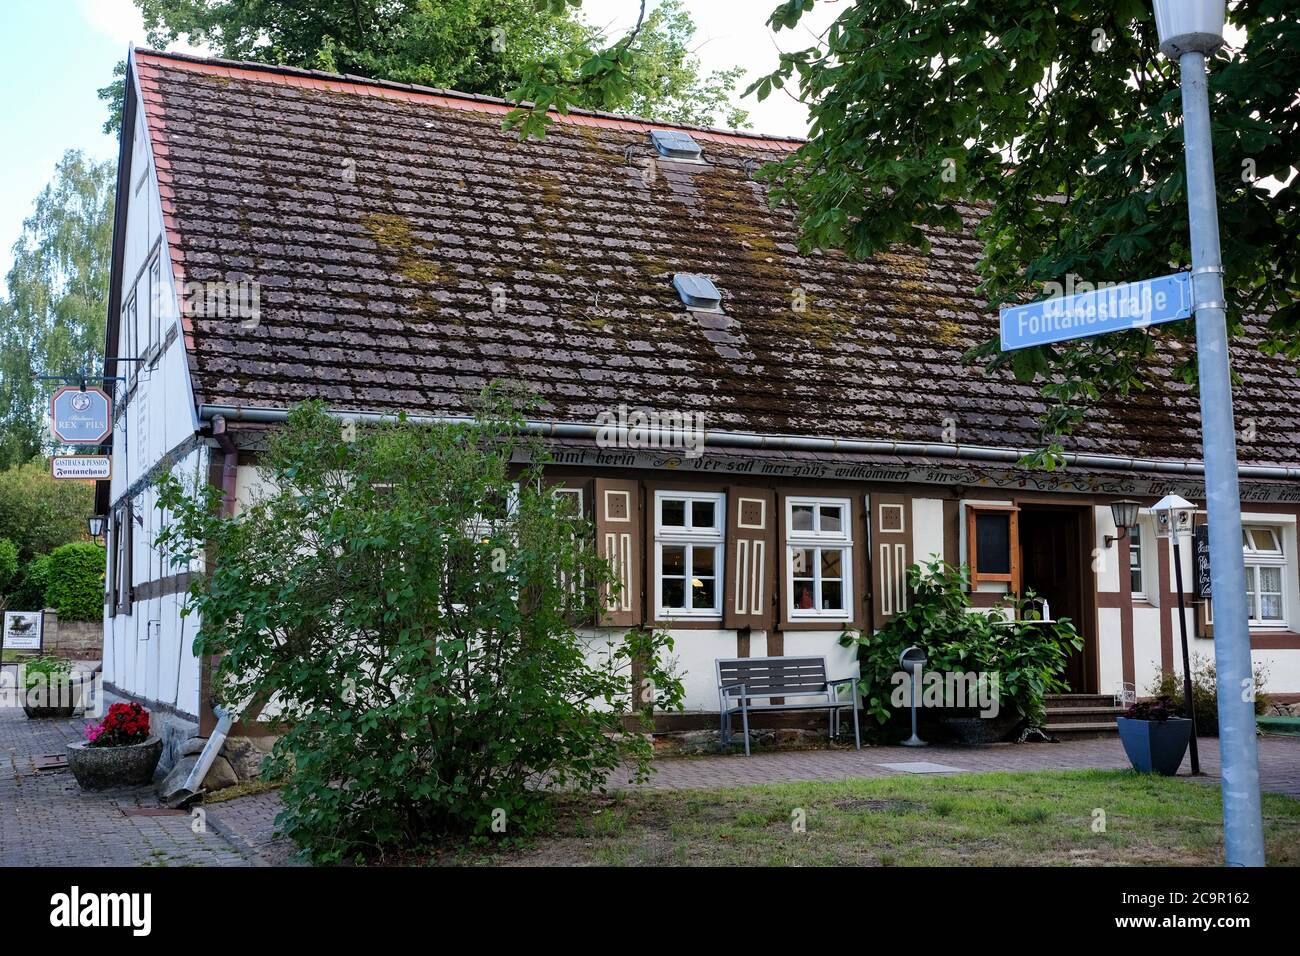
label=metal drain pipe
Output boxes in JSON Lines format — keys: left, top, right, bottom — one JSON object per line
{"left": 166, "top": 705, "right": 235, "bottom": 808}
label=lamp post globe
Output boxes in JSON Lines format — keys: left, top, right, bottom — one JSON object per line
{"left": 1152, "top": 0, "right": 1227, "bottom": 56}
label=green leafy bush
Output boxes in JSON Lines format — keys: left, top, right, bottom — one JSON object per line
{"left": 20, "top": 654, "right": 71, "bottom": 692}
{"left": 0, "top": 537, "right": 18, "bottom": 596}
{"left": 9, "top": 555, "right": 51, "bottom": 611}
{"left": 43, "top": 542, "right": 106, "bottom": 621}
{"left": 157, "top": 394, "right": 684, "bottom": 863}
{"left": 0, "top": 458, "right": 94, "bottom": 560}
{"left": 840, "top": 560, "right": 1083, "bottom": 729}
{"left": 1151, "top": 655, "right": 1270, "bottom": 736}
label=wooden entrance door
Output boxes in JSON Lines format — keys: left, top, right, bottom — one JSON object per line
{"left": 1017, "top": 506, "right": 1095, "bottom": 693}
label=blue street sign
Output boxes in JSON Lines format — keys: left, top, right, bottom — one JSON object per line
{"left": 1000, "top": 272, "right": 1194, "bottom": 352}
{"left": 50, "top": 386, "right": 112, "bottom": 445}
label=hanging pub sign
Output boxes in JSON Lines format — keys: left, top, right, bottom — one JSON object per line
{"left": 50, "top": 386, "right": 112, "bottom": 445}
{"left": 1193, "top": 524, "right": 1212, "bottom": 600}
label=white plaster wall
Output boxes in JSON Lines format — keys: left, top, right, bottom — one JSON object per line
{"left": 104, "top": 447, "right": 207, "bottom": 717}
{"left": 912, "top": 498, "right": 945, "bottom": 564}
{"left": 1093, "top": 506, "right": 1121, "bottom": 594}
{"left": 1097, "top": 607, "right": 1124, "bottom": 698}
{"left": 102, "top": 70, "right": 205, "bottom": 718}
{"left": 1131, "top": 606, "right": 1164, "bottom": 694}
{"left": 1254, "top": 651, "right": 1300, "bottom": 695}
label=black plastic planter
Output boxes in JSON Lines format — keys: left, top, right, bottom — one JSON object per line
{"left": 1117, "top": 716, "right": 1192, "bottom": 775}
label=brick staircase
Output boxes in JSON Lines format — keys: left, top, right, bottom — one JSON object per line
{"left": 1043, "top": 693, "right": 1125, "bottom": 739}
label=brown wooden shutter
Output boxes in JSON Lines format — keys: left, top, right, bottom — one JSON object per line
{"left": 869, "top": 493, "right": 912, "bottom": 630}
{"left": 122, "top": 500, "right": 134, "bottom": 615}
{"left": 594, "top": 478, "right": 641, "bottom": 627}
{"left": 107, "top": 507, "right": 118, "bottom": 619}
{"left": 724, "top": 488, "right": 776, "bottom": 629}
{"left": 850, "top": 496, "right": 869, "bottom": 630}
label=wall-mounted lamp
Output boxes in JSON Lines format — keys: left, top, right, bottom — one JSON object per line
{"left": 1104, "top": 499, "right": 1141, "bottom": 548}
{"left": 86, "top": 515, "right": 106, "bottom": 542}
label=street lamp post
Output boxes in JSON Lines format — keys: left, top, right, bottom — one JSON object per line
{"left": 1153, "top": 494, "right": 1201, "bottom": 776}
{"left": 1152, "top": 0, "right": 1264, "bottom": 866}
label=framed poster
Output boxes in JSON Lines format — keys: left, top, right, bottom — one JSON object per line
{"left": 2, "top": 611, "right": 44, "bottom": 652}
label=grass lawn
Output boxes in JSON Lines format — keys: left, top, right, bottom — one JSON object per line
{"left": 441, "top": 769, "right": 1300, "bottom": 866}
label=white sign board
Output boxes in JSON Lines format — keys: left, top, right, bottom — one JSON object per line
{"left": 2, "top": 611, "right": 43, "bottom": 652}
{"left": 51, "top": 456, "right": 111, "bottom": 480}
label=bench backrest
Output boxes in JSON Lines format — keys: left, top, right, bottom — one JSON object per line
{"left": 717, "top": 656, "right": 829, "bottom": 698}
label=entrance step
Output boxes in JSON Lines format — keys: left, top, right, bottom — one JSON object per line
{"left": 1045, "top": 693, "right": 1123, "bottom": 708}
{"left": 1044, "top": 694, "right": 1123, "bottom": 738}
{"left": 1044, "top": 706, "right": 1125, "bottom": 725}
{"left": 1044, "top": 721, "right": 1122, "bottom": 739}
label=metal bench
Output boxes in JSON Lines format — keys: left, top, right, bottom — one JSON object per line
{"left": 716, "top": 656, "right": 860, "bottom": 756}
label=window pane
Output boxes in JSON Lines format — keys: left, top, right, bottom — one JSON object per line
{"left": 975, "top": 512, "right": 1012, "bottom": 575}
{"left": 661, "top": 499, "right": 686, "bottom": 526}
{"left": 1252, "top": 529, "right": 1280, "bottom": 553}
{"left": 793, "top": 581, "right": 816, "bottom": 610}
{"left": 662, "top": 577, "right": 684, "bottom": 608}
{"left": 820, "top": 548, "right": 842, "bottom": 579}
{"left": 662, "top": 545, "right": 685, "bottom": 575}
{"left": 690, "top": 500, "right": 715, "bottom": 529}
{"left": 791, "top": 547, "right": 814, "bottom": 577}
{"left": 692, "top": 545, "right": 715, "bottom": 576}
{"left": 1260, "top": 593, "right": 1283, "bottom": 621}
{"left": 691, "top": 577, "right": 715, "bottom": 609}
{"left": 791, "top": 505, "right": 814, "bottom": 532}
{"left": 819, "top": 505, "right": 843, "bottom": 533}
{"left": 1130, "top": 569, "right": 1144, "bottom": 594}
{"left": 1259, "top": 566, "right": 1283, "bottom": 595}
{"left": 821, "top": 580, "right": 844, "bottom": 610}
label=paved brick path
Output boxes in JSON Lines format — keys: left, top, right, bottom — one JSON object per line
{"left": 605, "top": 735, "right": 1300, "bottom": 795}
{"left": 0, "top": 699, "right": 249, "bottom": 867}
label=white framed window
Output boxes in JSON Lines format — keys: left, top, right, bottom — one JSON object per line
{"left": 654, "top": 491, "right": 724, "bottom": 618}
{"left": 123, "top": 295, "right": 138, "bottom": 380}
{"left": 785, "top": 496, "right": 853, "bottom": 621}
{"left": 1129, "top": 522, "right": 1146, "bottom": 599}
{"left": 149, "top": 255, "right": 162, "bottom": 357}
{"left": 1243, "top": 525, "right": 1286, "bottom": 627}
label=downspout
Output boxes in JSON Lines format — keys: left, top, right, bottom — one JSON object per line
{"left": 181, "top": 413, "right": 238, "bottom": 786}
{"left": 166, "top": 704, "right": 235, "bottom": 808}
{"left": 210, "top": 414, "right": 238, "bottom": 517}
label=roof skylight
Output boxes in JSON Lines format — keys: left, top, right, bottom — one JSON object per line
{"left": 650, "top": 129, "right": 705, "bottom": 162}
{"left": 673, "top": 273, "right": 723, "bottom": 312}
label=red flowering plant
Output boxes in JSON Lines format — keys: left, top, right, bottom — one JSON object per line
{"left": 84, "top": 702, "right": 152, "bottom": 748}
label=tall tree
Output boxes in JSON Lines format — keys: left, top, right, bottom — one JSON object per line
{"left": 100, "top": 0, "right": 747, "bottom": 133}
{"left": 745, "top": 0, "right": 1298, "bottom": 466}
{"left": 0, "top": 151, "right": 115, "bottom": 469}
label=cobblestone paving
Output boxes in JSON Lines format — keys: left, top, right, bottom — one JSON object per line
{"left": 0, "top": 700, "right": 249, "bottom": 867}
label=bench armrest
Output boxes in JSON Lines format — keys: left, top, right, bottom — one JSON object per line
{"left": 719, "top": 683, "right": 748, "bottom": 711}
{"left": 827, "top": 677, "right": 859, "bottom": 702}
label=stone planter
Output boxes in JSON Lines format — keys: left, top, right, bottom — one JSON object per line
{"left": 20, "top": 681, "right": 80, "bottom": 719}
{"left": 1117, "top": 716, "right": 1192, "bottom": 775}
{"left": 66, "top": 737, "right": 163, "bottom": 791}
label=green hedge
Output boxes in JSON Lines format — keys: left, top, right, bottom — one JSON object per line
{"left": 43, "top": 543, "right": 106, "bottom": 621}
{"left": 0, "top": 538, "right": 17, "bottom": 594}
{"left": 9, "top": 555, "right": 51, "bottom": 611}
